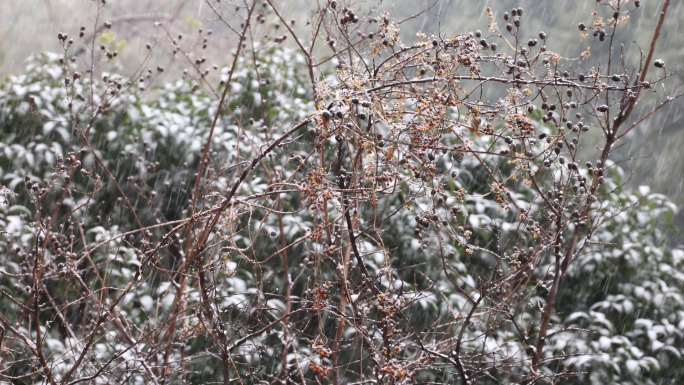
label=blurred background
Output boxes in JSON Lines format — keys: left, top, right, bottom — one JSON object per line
{"left": 1, "top": 0, "right": 682, "bottom": 239}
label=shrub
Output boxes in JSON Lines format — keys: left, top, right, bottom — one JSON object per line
{"left": 0, "top": 1, "right": 681, "bottom": 384}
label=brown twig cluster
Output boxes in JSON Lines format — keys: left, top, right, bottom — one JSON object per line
{"left": 0, "top": 0, "right": 680, "bottom": 384}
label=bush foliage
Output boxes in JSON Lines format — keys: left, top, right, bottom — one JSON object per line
{"left": 0, "top": 1, "right": 682, "bottom": 384}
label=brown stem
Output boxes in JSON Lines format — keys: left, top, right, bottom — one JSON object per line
{"left": 531, "top": 0, "right": 671, "bottom": 371}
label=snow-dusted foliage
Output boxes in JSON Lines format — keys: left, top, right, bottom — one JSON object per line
{"left": 0, "top": 48, "right": 316, "bottom": 383}
{"left": 1, "top": 1, "right": 682, "bottom": 384}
